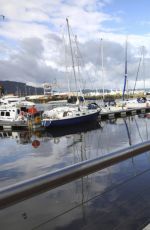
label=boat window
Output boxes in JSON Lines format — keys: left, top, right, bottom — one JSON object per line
{"left": 6, "top": 112, "right": 10, "bottom": 116}
{"left": 17, "top": 109, "right": 20, "bottom": 114}
{"left": 1, "top": 112, "right": 4, "bottom": 116}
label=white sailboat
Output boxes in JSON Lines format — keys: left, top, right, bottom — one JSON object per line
{"left": 121, "top": 43, "right": 150, "bottom": 109}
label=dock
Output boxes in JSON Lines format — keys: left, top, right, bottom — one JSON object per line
{"left": 0, "top": 120, "right": 42, "bottom": 131}
{"left": 0, "top": 120, "right": 28, "bottom": 130}
{"left": 99, "top": 107, "right": 150, "bottom": 120}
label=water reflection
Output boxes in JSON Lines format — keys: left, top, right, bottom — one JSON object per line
{"left": 1, "top": 116, "right": 150, "bottom": 229}
{"left": 0, "top": 121, "right": 101, "bottom": 146}
{"left": 1, "top": 152, "right": 150, "bottom": 230}
{"left": 0, "top": 115, "right": 150, "bottom": 188}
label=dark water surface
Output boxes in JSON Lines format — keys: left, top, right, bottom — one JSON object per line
{"left": 1, "top": 115, "right": 150, "bottom": 229}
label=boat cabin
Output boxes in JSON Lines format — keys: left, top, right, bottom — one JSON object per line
{"left": 0, "top": 107, "right": 27, "bottom": 122}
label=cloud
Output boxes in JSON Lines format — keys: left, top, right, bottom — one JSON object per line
{"left": 0, "top": 0, "right": 149, "bottom": 90}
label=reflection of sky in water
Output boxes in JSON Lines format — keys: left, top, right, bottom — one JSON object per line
{"left": 1, "top": 150, "right": 150, "bottom": 230}
{"left": 0, "top": 116, "right": 150, "bottom": 188}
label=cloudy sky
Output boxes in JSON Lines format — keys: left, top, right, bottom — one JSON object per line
{"left": 0, "top": 0, "right": 150, "bottom": 91}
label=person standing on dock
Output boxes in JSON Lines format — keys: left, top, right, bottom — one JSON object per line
{"left": 28, "top": 105, "right": 38, "bottom": 115}
{"left": 27, "top": 105, "right": 41, "bottom": 126}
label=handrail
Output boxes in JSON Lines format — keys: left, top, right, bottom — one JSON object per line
{"left": 0, "top": 141, "right": 150, "bottom": 209}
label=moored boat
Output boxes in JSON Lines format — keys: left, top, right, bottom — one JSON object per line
{"left": 0, "top": 95, "right": 35, "bottom": 107}
{"left": 0, "top": 104, "right": 42, "bottom": 130}
{"left": 0, "top": 105, "right": 28, "bottom": 129}
{"left": 41, "top": 105, "right": 100, "bottom": 128}
{"left": 0, "top": 106, "right": 28, "bottom": 122}
{"left": 120, "top": 97, "right": 150, "bottom": 109}
{"left": 41, "top": 19, "right": 100, "bottom": 128}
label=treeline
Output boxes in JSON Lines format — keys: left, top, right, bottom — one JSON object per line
{"left": 0, "top": 81, "right": 43, "bottom": 96}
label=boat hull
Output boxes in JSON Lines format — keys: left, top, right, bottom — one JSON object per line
{"left": 42, "top": 111, "right": 100, "bottom": 128}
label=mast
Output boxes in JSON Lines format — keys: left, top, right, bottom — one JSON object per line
{"left": 132, "top": 51, "right": 142, "bottom": 96}
{"left": 66, "top": 18, "right": 78, "bottom": 101}
{"left": 74, "top": 35, "right": 84, "bottom": 100}
{"left": 101, "top": 38, "right": 104, "bottom": 100}
{"left": 142, "top": 46, "right": 146, "bottom": 94}
{"left": 122, "top": 38, "right": 128, "bottom": 101}
{"left": 62, "top": 30, "right": 71, "bottom": 95}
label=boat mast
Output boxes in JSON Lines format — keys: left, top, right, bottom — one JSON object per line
{"left": 101, "top": 38, "right": 104, "bottom": 100}
{"left": 122, "top": 38, "right": 128, "bottom": 101}
{"left": 132, "top": 52, "right": 142, "bottom": 96}
{"left": 133, "top": 46, "right": 145, "bottom": 97}
{"left": 62, "top": 31, "right": 71, "bottom": 94}
{"left": 66, "top": 18, "right": 78, "bottom": 101}
{"left": 74, "top": 35, "right": 84, "bottom": 100}
{"left": 142, "top": 46, "right": 146, "bottom": 95}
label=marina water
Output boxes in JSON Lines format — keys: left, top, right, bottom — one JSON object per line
{"left": 1, "top": 112, "right": 150, "bottom": 229}
{"left": 0, "top": 114, "right": 149, "bottom": 189}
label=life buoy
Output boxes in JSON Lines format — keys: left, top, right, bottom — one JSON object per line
{"left": 32, "top": 140, "right": 40, "bottom": 148}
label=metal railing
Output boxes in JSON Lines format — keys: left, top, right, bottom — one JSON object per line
{"left": 0, "top": 141, "right": 150, "bottom": 209}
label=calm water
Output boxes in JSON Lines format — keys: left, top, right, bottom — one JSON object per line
{"left": 0, "top": 115, "right": 149, "bottom": 189}
{"left": 1, "top": 114, "right": 150, "bottom": 229}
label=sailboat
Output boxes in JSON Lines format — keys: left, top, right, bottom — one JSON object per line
{"left": 41, "top": 18, "right": 100, "bottom": 128}
{"left": 119, "top": 40, "right": 150, "bottom": 109}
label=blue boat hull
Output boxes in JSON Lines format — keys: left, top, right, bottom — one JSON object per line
{"left": 42, "top": 111, "right": 99, "bottom": 128}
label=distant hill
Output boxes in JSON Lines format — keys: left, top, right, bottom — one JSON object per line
{"left": 0, "top": 81, "right": 43, "bottom": 96}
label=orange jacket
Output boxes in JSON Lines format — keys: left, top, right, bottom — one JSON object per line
{"left": 28, "top": 106, "right": 37, "bottom": 114}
